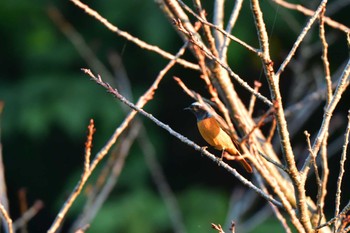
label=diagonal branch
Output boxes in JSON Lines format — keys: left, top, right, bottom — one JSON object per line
{"left": 275, "top": 0, "right": 328, "bottom": 79}
{"left": 84, "top": 69, "right": 283, "bottom": 208}
{"left": 70, "top": 0, "right": 199, "bottom": 71}
{"left": 271, "top": 0, "right": 349, "bottom": 33}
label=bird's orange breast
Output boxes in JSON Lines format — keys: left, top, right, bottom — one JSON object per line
{"left": 197, "top": 117, "right": 234, "bottom": 151}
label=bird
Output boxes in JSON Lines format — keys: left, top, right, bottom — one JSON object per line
{"left": 185, "top": 102, "right": 253, "bottom": 173}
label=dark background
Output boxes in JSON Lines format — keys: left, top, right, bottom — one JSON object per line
{"left": 0, "top": 0, "right": 349, "bottom": 232}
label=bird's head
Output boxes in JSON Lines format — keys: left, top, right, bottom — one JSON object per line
{"left": 184, "top": 102, "right": 212, "bottom": 121}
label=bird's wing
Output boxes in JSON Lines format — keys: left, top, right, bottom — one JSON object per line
{"left": 200, "top": 102, "right": 242, "bottom": 149}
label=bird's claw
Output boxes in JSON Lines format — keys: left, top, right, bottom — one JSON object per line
{"left": 200, "top": 146, "right": 208, "bottom": 156}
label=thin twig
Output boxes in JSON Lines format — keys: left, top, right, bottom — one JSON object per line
{"left": 70, "top": 0, "right": 199, "bottom": 71}
{"left": 0, "top": 203, "right": 13, "bottom": 233}
{"left": 318, "top": 7, "right": 333, "bottom": 104}
{"left": 176, "top": 0, "right": 260, "bottom": 55}
{"left": 304, "top": 131, "right": 325, "bottom": 227}
{"left": 255, "top": 175, "right": 292, "bottom": 233}
{"left": 13, "top": 201, "right": 44, "bottom": 231}
{"left": 248, "top": 81, "right": 262, "bottom": 117}
{"left": 220, "top": 0, "right": 244, "bottom": 60}
{"left": 301, "top": 58, "right": 350, "bottom": 176}
{"left": 74, "top": 224, "right": 90, "bottom": 233}
{"left": 275, "top": 0, "right": 328, "bottom": 79}
{"left": 257, "top": 150, "right": 288, "bottom": 173}
{"left": 241, "top": 103, "right": 275, "bottom": 144}
{"left": 47, "top": 6, "right": 115, "bottom": 84}
{"left": 250, "top": 151, "right": 305, "bottom": 232}
{"left": 139, "top": 127, "right": 186, "bottom": 233}
{"left": 0, "top": 102, "right": 10, "bottom": 233}
{"left": 334, "top": 110, "right": 350, "bottom": 231}
{"left": 71, "top": 122, "right": 141, "bottom": 232}
{"left": 18, "top": 189, "right": 28, "bottom": 233}
{"left": 48, "top": 120, "right": 96, "bottom": 233}
{"left": 266, "top": 118, "right": 277, "bottom": 143}
{"left": 212, "top": 0, "right": 225, "bottom": 50}
{"left": 316, "top": 200, "right": 350, "bottom": 230}
{"left": 318, "top": 134, "right": 329, "bottom": 227}
{"left": 271, "top": 0, "right": 349, "bottom": 33}
{"left": 211, "top": 223, "right": 225, "bottom": 233}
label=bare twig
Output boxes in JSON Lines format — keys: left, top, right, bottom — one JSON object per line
{"left": 74, "top": 224, "right": 89, "bottom": 233}
{"left": 0, "top": 203, "right": 13, "bottom": 233}
{"left": 13, "top": 200, "right": 44, "bottom": 231}
{"left": 275, "top": 0, "right": 328, "bottom": 79}
{"left": 257, "top": 150, "right": 288, "bottom": 173}
{"left": 302, "top": 58, "right": 350, "bottom": 176}
{"left": 318, "top": 134, "right": 329, "bottom": 227}
{"left": 334, "top": 110, "right": 350, "bottom": 231}
{"left": 255, "top": 175, "right": 292, "bottom": 233}
{"left": 212, "top": 223, "right": 225, "bottom": 233}
{"left": 266, "top": 118, "right": 277, "bottom": 143}
{"left": 316, "top": 200, "right": 350, "bottom": 230}
{"left": 139, "top": 128, "right": 186, "bottom": 233}
{"left": 212, "top": 0, "right": 225, "bottom": 50}
{"left": 271, "top": 0, "right": 349, "bottom": 33}
{"left": 18, "top": 189, "right": 28, "bottom": 233}
{"left": 0, "top": 102, "right": 10, "bottom": 233}
{"left": 304, "top": 131, "right": 325, "bottom": 226}
{"left": 220, "top": 0, "right": 244, "bottom": 60}
{"left": 248, "top": 81, "right": 262, "bottom": 117}
{"left": 47, "top": 6, "right": 115, "bottom": 84}
{"left": 318, "top": 7, "right": 332, "bottom": 104}
{"left": 70, "top": 0, "right": 199, "bottom": 71}
{"left": 48, "top": 119, "right": 96, "bottom": 233}
{"left": 176, "top": 0, "right": 260, "bottom": 55}
{"left": 71, "top": 121, "right": 141, "bottom": 232}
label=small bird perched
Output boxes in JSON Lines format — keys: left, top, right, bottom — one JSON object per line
{"left": 185, "top": 102, "right": 253, "bottom": 173}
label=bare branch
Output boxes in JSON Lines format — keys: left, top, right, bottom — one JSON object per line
{"left": 212, "top": 0, "right": 225, "bottom": 50}
{"left": 275, "top": 0, "right": 328, "bottom": 78}
{"left": 70, "top": 0, "right": 199, "bottom": 71}
{"left": 271, "top": 0, "right": 349, "bottom": 33}
{"left": 318, "top": 7, "right": 332, "bottom": 104}
{"left": 334, "top": 110, "right": 350, "bottom": 231}
{"left": 84, "top": 69, "right": 283, "bottom": 208}
{"left": 0, "top": 203, "right": 13, "bottom": 233}
{"left": 13, "top": 201, "right": 44, "bottom": 231}
{"left": 302, "top": 58, "right": 350, "bottom": 176}
{"left": 220, "top": 0, "right": 244, "bottom": 60}
{"left": 248, "top": 81, "right": 262, "bottom": 116}
{"left": 0, "top": 102, "right": 10, "bottom": 233}
{"left": 48, "top": 120, "right": 96, "bottom": 233}
{"left": 176, "top": 0, "right": 260, "bottom": 55}
{"left": 211, "top": 223, "right": 225, "bottom": 233}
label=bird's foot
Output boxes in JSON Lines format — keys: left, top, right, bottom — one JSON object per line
{"left": 200, "top": 146, "right": 208, "bottom": 156}
{"left": 217, "top": 150, "right": 226, "bottom": 166}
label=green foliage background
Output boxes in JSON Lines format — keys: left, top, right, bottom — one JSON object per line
{"left": 0, "top": 0, "right": 348, "bottom": 232}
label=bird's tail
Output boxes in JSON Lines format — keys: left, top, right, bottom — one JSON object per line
{"left": 238, "top": 158, "right": 253, "bottom": 173}
{"left": 224, "top": 149, "right": 253, "bottom": 173}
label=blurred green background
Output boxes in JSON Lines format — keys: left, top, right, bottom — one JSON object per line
{"left": 0, "top": 0, "right": 349, "bottom": 232}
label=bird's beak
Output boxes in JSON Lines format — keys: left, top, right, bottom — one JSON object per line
{"left": 184, "top": 106, "right": 191, "bottom": 111}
